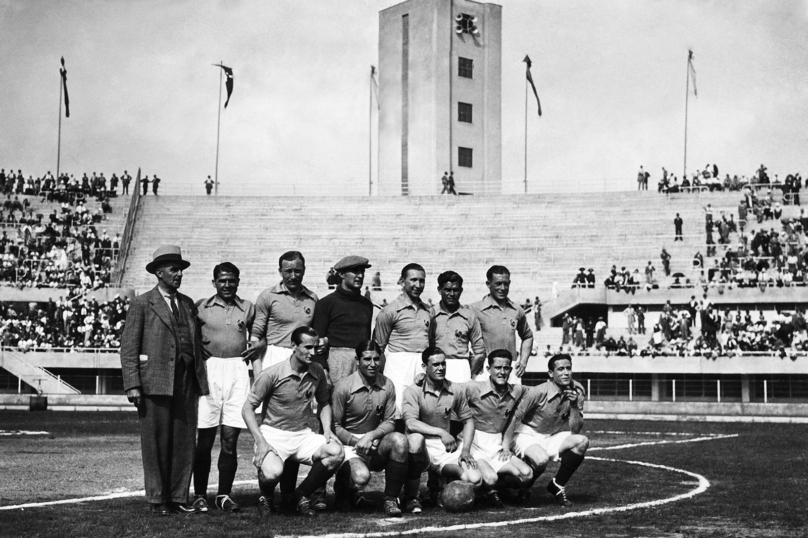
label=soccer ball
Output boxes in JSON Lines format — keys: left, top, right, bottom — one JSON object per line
{"left": 441, "top": 481, "right": 475, "bottom": 513}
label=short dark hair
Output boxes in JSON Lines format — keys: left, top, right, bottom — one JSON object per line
{"left": 291, "top": 326, "right": 318, "bottom": 346}
{"left": 421, "top": 346, "right": 446, "bottom": 364}
{"left": 437, "top": 270, "right": 463, "bottom": 288}
{"left": 487, "top": 348, "right": 512, "bottom": 365}
{"left": 213, "top": 262, "right": 240, "bottom": 279}
{"left": 400, "top": 263, "right": 426, "bottom": 280}
{"left": 355, "top": 340, "right": 382, "bottom": 358}
{"left": 279, "top": 251, "right": 305, "bottom": 269}
{"left": 548, "top": 353, "right": 572, "bottom": 371}
{"left": 486, "top": 265, "right": 510, "bottom": 282}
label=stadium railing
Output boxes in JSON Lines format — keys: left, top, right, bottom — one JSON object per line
{"left": 111, "top": 171, "right": 141, "bottom": 286}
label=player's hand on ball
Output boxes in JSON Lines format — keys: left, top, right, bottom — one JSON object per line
{"left": 440, "top": 431, "right": 458, "bottom": 452}
{"left": 126, "top": 388, "right": 143, "bottom": 408}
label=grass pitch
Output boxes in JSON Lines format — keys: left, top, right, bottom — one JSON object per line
{"left": 0, "top": 411, "right": 806, "bottom": 537}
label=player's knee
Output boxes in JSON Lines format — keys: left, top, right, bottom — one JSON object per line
{"left": 527, "top": 449, "right": 549, "bottom": 470}
{"left": 518, "top": 465, "right": 533, "bottom": 482}
{"left": 387, "top": 432, "right": 409, "bottom": 457}
{"left": 259, "top": 463, "right": 282, "bottom": 483}
{"left": 573, "top": 435, "right": 589, "bottom": 454}
{"left": 463, "top": 469, "right": 483, "bottom": 489}
{"left": 352, "top": 467, "right": 371, "bottom": 488}
{"left": 323, "top": 444, "right": 345, "bottom": 469}
{"left": 407, "top": 433, "right": 425, "bottom": 452}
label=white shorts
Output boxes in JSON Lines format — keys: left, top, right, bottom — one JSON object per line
{"left": 512, "top": 427, "right": 571, "bottom": 462}
{"left": 257, "top": 425, "right": 326, "bottom": 466}
{"left": 467, "top": 430, "right": 509, "bottom": 473}
{"left": 446, "top": 359, "right": 472, "bottom": 383}
{"left": 198, "top": 357, "right": 249, "bottom": 429}
{"left": 425, "top": 436, "right": 465, "bottom": 472}
{"left": 383, "top": 351, "right": 420, "bottom": 412}
{"left": 262, "top": 345, "right": 293, "bottom": 372}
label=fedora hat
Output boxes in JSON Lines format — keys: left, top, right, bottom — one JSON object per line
{"left": 146, "top": 245, "right": 190, "bottom": 274}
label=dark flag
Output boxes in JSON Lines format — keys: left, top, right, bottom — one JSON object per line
{"left": 60, "top": 57, "right": 70, "bottom": 118}
{"left": 371, "top": 65, "right": 380, "bottom": 110}
{"left": 523, "top": 55, "right": 541, "bottom": 117}
{"left": 215, "top": 64, "right": 234, "bottom": 108}
{"left": 688, "top": 50, "right": 697, "bottom": 97}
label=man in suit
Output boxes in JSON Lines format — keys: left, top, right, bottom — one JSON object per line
{"left": 120, "top": 245, "right": 209, "bottom": 516}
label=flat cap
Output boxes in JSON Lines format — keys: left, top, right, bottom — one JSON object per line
{"left": 334, "top": 255, "right": 371, "bottom": 271}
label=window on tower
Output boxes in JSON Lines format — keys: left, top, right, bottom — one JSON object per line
{"left": 458, "top": 102, "right": 473, "bottom": 123}
{"left": 458, "top": 147, "right": 473, "bottom": 168}
{"left": 458, "top": 57, "right": 473, "bottom": 78}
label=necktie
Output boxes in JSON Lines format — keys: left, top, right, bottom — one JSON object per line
{"left": 169, "top": 294, "right": 179, "bottom": 322}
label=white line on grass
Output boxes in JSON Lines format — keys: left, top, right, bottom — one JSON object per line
{"left": 0, "top": 430, "right": 50, "bottom": 436}
{"left": 0, "top": 480, "right": 258, "bottom": 511}
{"left": 589, "top": 433, "right": 739, "bottom": 451}
{"left": 276, "top": 457, "right": 711, "bottom": 538}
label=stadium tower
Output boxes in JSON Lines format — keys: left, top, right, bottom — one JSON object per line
{"left": 378, "top": 0, "right": 502, "bottom": 196}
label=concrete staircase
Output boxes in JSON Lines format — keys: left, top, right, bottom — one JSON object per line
{"left": 118, "top": 191, "right": 803, "bottom": 306}
{"left": 0, "top": 350, "right": 81, "bottom": 394}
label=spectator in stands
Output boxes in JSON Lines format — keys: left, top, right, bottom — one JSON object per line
{"left": 122, "top": 171, "right": 131, "bottom": 195}
{"left": 637, "top": 306, "right": 646, "bottom": 334}
{"left": 586, "top": 268, "right": 596, "bottom": 288}
{"left": 623, "top": 304, "right": 636, "bottom": 335}
{"left": 674, "top": 213, "right": 683, "bottom": 241}
{"left": 661, "top": 248, "right": 671, "bottom": 276}
{"left": 205, "top": 176, "right": 214, "bottom": 195}
{"left": 572, "top": 268, "right": 587, "bottom": 288}
{"left": 152, "top": 175, "right": 161, "bottom": 195}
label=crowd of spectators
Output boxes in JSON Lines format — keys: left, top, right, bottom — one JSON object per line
{"left": 0, "top": 168, "right": 134, "bottom": 201}
{"left": 1, "top": 179, "right": 120, "bottom": 290}
{"left": 552, "top": 299, "right": 806, "bottom": 360}
{"left": 654, "top": 163, "right": 803, "bottom": 199}
{"left": 0, "top": 294, "right": 128, "bottom": 351}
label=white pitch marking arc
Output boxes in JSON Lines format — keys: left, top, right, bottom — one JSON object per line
{"left": 277, "top": 457, "right": 712, "bottom": 538}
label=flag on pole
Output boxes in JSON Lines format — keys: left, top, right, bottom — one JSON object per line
{"left": 370, "top": 65, "right": 380, "bottom": 110}
{"left": 688, "top": 50, "right": 697, "bottom": 97}
{"left": 523, "top": 55, "right": 541, "bottom": 117}
{"left": 215, "top": 64, "right": 234, "bottom": 108}
{"left": 60, "top": 57, "right": 70, "bottom": 118}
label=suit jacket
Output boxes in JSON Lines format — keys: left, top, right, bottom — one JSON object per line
{"left": 120, "top": 286, "right": 209, "bottom": 397}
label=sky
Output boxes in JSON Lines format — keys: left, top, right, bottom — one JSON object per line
{"left": 1, "top": 0, "right": 806, "bottom": 196}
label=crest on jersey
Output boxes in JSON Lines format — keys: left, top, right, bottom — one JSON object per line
{"left": 375, "top": 404, "right": 384, "bottom": 415}
{"left": 305, "top": 307, "right": 312, "bottom": 315}
{"left": 509, "top": 318, "right": 517, "bottom": 328}
{"left": 454, "top": 329, "right": 464, "bottom": 339}
{"left": 443, "top": 406, "right": 451, "bottom": 416}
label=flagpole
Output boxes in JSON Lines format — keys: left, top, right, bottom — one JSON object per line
{"left": 524, "top": 73, "right": 528, "bottom": 194}
{"left": 57, "top": 68, "right": 63, "bottom": 182}
{"left": 214, "top": 60, "right": 223, "bottom": 196}
{"left": 683, "top": 52, "right": 690, "bottom": 182}
{"left": 369, "top": 67, "right": 373, "bottom": 196}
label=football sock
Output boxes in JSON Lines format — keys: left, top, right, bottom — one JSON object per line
{"left": 217, "top": 450, "right": 238, "bottom": 495}
{"left": 296, "top": 461, "right": 334, "bottom": 498}
{"left": 384, "top": 460, "right": 408, "bottom": 498}
{"left": 280, "top": 459, "right": 300, "bottom": 496}
{"left": 554, "top": 450, "right": 585, "bottom": 487}
{"left": 193, "top": 427, "right": 217, "bottom": 495}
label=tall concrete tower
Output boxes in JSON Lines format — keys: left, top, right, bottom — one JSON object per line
{"left": 378, "top": 0, "right": 502, "bottom": 196}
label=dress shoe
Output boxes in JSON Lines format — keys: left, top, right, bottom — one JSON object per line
{"left": 150, "top": 503, "right": 170, "bottom": 516}
{"left": 168, "top": 502, "right": 198, "bottom": 514}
